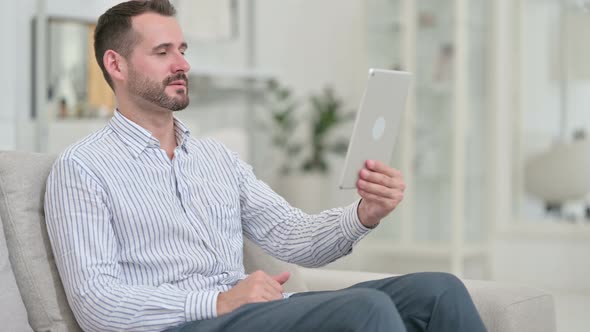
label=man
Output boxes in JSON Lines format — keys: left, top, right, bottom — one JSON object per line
{"left": 44, "top": 1, "right": 487, "bottom": 331}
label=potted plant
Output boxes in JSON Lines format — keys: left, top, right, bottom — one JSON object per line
{"left": 300, "top": 86, "right": 355, "bottom": 173}
{"left": 260, "top": 81, "right": 354, "bottom": 212}
{"left": 258, "top": 79, "right": 302, "bottom": 175}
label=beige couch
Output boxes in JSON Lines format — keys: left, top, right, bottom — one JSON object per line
{"left": 0, "top": 151, "right": 557, "bottom": 332}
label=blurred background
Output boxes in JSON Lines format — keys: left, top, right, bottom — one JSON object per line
{"left": 1, "top": 0, "right": 589, "bottom": 330}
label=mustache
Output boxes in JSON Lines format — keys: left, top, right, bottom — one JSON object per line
{"left": 163, "top": 73, "right": 188, "bottom": 86}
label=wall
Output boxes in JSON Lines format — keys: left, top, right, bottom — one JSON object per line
{"left": 0, "top": 1, "right": 17, "bottom": 150}
{"left": 0, "top": 0, "right": 119, "bottom": 152}
{"left": 14, "top": 0, "right": 40, "bottom": 152}
{"left": 256, "top": 0, "right": 368, "bottom": 104}
{"left": 520, "top": 0, "right": 590, "bottom": 139}
{"left": 46, "top": 0, "right": 120, "bottom": 21}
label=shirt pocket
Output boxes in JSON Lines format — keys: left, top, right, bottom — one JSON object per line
{"left": 199, "top": 180, "right": 242, "bottom": 235}
{"left": 205, "top": 203, "right": 241, "bottom": 234}
{"left": 204, "top": 202, "right": 244, "bottom": 261}
{"left": 188, "top": 176, "right": 238, "bottom": 206}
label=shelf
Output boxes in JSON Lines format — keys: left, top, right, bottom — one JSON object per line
{"left": 413, "top": 170, "right": 485, "bottom": 179}
{"left": 499, "top": 222, "right": 590, "bottom": 240}
{"left": 356, "top": 240, "right": 488, "bottom": 260}
{"left": 361, "top": 0, "right": 492, "bottom": 277}
{"left": 189, "top": 66, "right": 274, "bottom": 80}
{"left": 416, "top": 82, "right": 453, "bottom": 95}
{"left": 366, "top": 20, "right": 402, "bottom": 32}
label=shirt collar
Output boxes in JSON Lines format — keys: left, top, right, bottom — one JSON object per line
{"left": 109, "top": 110, "right": 191, "bottom": 158}
{"left": 173, "top": 116, "right": 191, "bottom": 153}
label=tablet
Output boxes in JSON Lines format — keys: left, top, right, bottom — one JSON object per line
{"left": 338, "top": 69, "right": 412, "bottom": 189}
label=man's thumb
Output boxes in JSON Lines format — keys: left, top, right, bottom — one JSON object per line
{"left": 271, "top": 271, "right": 291, "bottom": 285}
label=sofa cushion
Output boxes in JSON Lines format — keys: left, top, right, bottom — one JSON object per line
{"left": 0, "top": 151, "right": 81, "bottom": 332}
{"left": 0, "top": 214, "right": 34, "bottom": 332}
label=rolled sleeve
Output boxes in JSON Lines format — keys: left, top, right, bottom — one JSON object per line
{"left": 340, "top": 199, "right": 373, "bottom": 242}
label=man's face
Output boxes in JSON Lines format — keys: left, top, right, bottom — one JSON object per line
{"left": 127, "top": 61, "right": 189, "bottom": 111}
{"left": 125, "top": 13, "right": 191, "bottom": 111}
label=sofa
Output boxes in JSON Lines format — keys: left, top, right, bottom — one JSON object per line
{"left": 0, "top": 151, "right": 557, "bottom": 332}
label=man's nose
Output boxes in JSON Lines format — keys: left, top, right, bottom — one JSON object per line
{"left": 172, "top": 53, "right": 191, "bottom": 73}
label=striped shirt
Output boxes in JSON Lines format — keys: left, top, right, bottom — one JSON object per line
{"left": 44, "top": 110, "right": 370, "bottom": 332}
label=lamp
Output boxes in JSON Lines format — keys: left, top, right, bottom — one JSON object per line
{"left": 525, "top": 137, "right": 590, "bottom": 204}
{"left": 524, "top": 1, "right": 590, "bottom": 211}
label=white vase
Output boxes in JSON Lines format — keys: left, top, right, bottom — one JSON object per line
{"left": 273, "top": 173, "right": 331, "bottom": 214}
{"left": 524, "top": 139, "right": 590, "bottom": 203}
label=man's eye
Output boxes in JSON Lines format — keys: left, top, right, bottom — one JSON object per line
{"left": 158, "top": 51, "right": 167, "bottom": 55}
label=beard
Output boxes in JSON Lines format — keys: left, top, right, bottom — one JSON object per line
{"left": 127, "top": 66, "right": 190, "bottom": 111}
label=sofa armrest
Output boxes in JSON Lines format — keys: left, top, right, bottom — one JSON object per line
{"left": 463, "top": 279, "right": 556, "bottom": 332}
{"left": 299, "top": 268, "right": 556, "bottom": 332}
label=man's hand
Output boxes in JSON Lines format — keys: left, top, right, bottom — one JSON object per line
{"left": 217, "top": 271, "right": 290, "bottom": 316}
{"left": 356, "top": 160, "right": 406, "bottom": 228}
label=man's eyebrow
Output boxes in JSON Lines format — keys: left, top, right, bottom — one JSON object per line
{"left": 152, "top": 42, "right": 188, "bottom": 51}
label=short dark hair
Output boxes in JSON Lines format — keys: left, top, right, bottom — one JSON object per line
{"left": 94, "top": 0, "right": 176, "bottom": 89}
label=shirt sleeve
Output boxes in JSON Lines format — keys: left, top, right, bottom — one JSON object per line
{"left": 233, "top": 152, "right": 373, "bottom": 268}
{"left": 44, "top": 157, "right": 218, "bottom": 332}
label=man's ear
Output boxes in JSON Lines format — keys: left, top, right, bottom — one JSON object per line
{"left": 103, "top": 50, "right": 127, "bottom": 83}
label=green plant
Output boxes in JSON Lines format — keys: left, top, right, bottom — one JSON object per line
{"left": 260, "top": 81, "right": 354, "bottom": 175}
{"left": 260, "top": 79, "right": 302, "bottom": 175}
{"left": 301, "top": 86, "right": 355, "bottom": 173}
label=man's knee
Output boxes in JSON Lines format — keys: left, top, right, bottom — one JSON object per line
{"left": 409, "top": 272, "right": 468, "bottom": 298}
{"left": 410, "top": 273, "right": 486, "bottom": 330}
{"left": 330, "top": 289, "right": 403, "bottom": 331}
{"left": 343, "top": 288, "right": 394, "bottom": 309}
